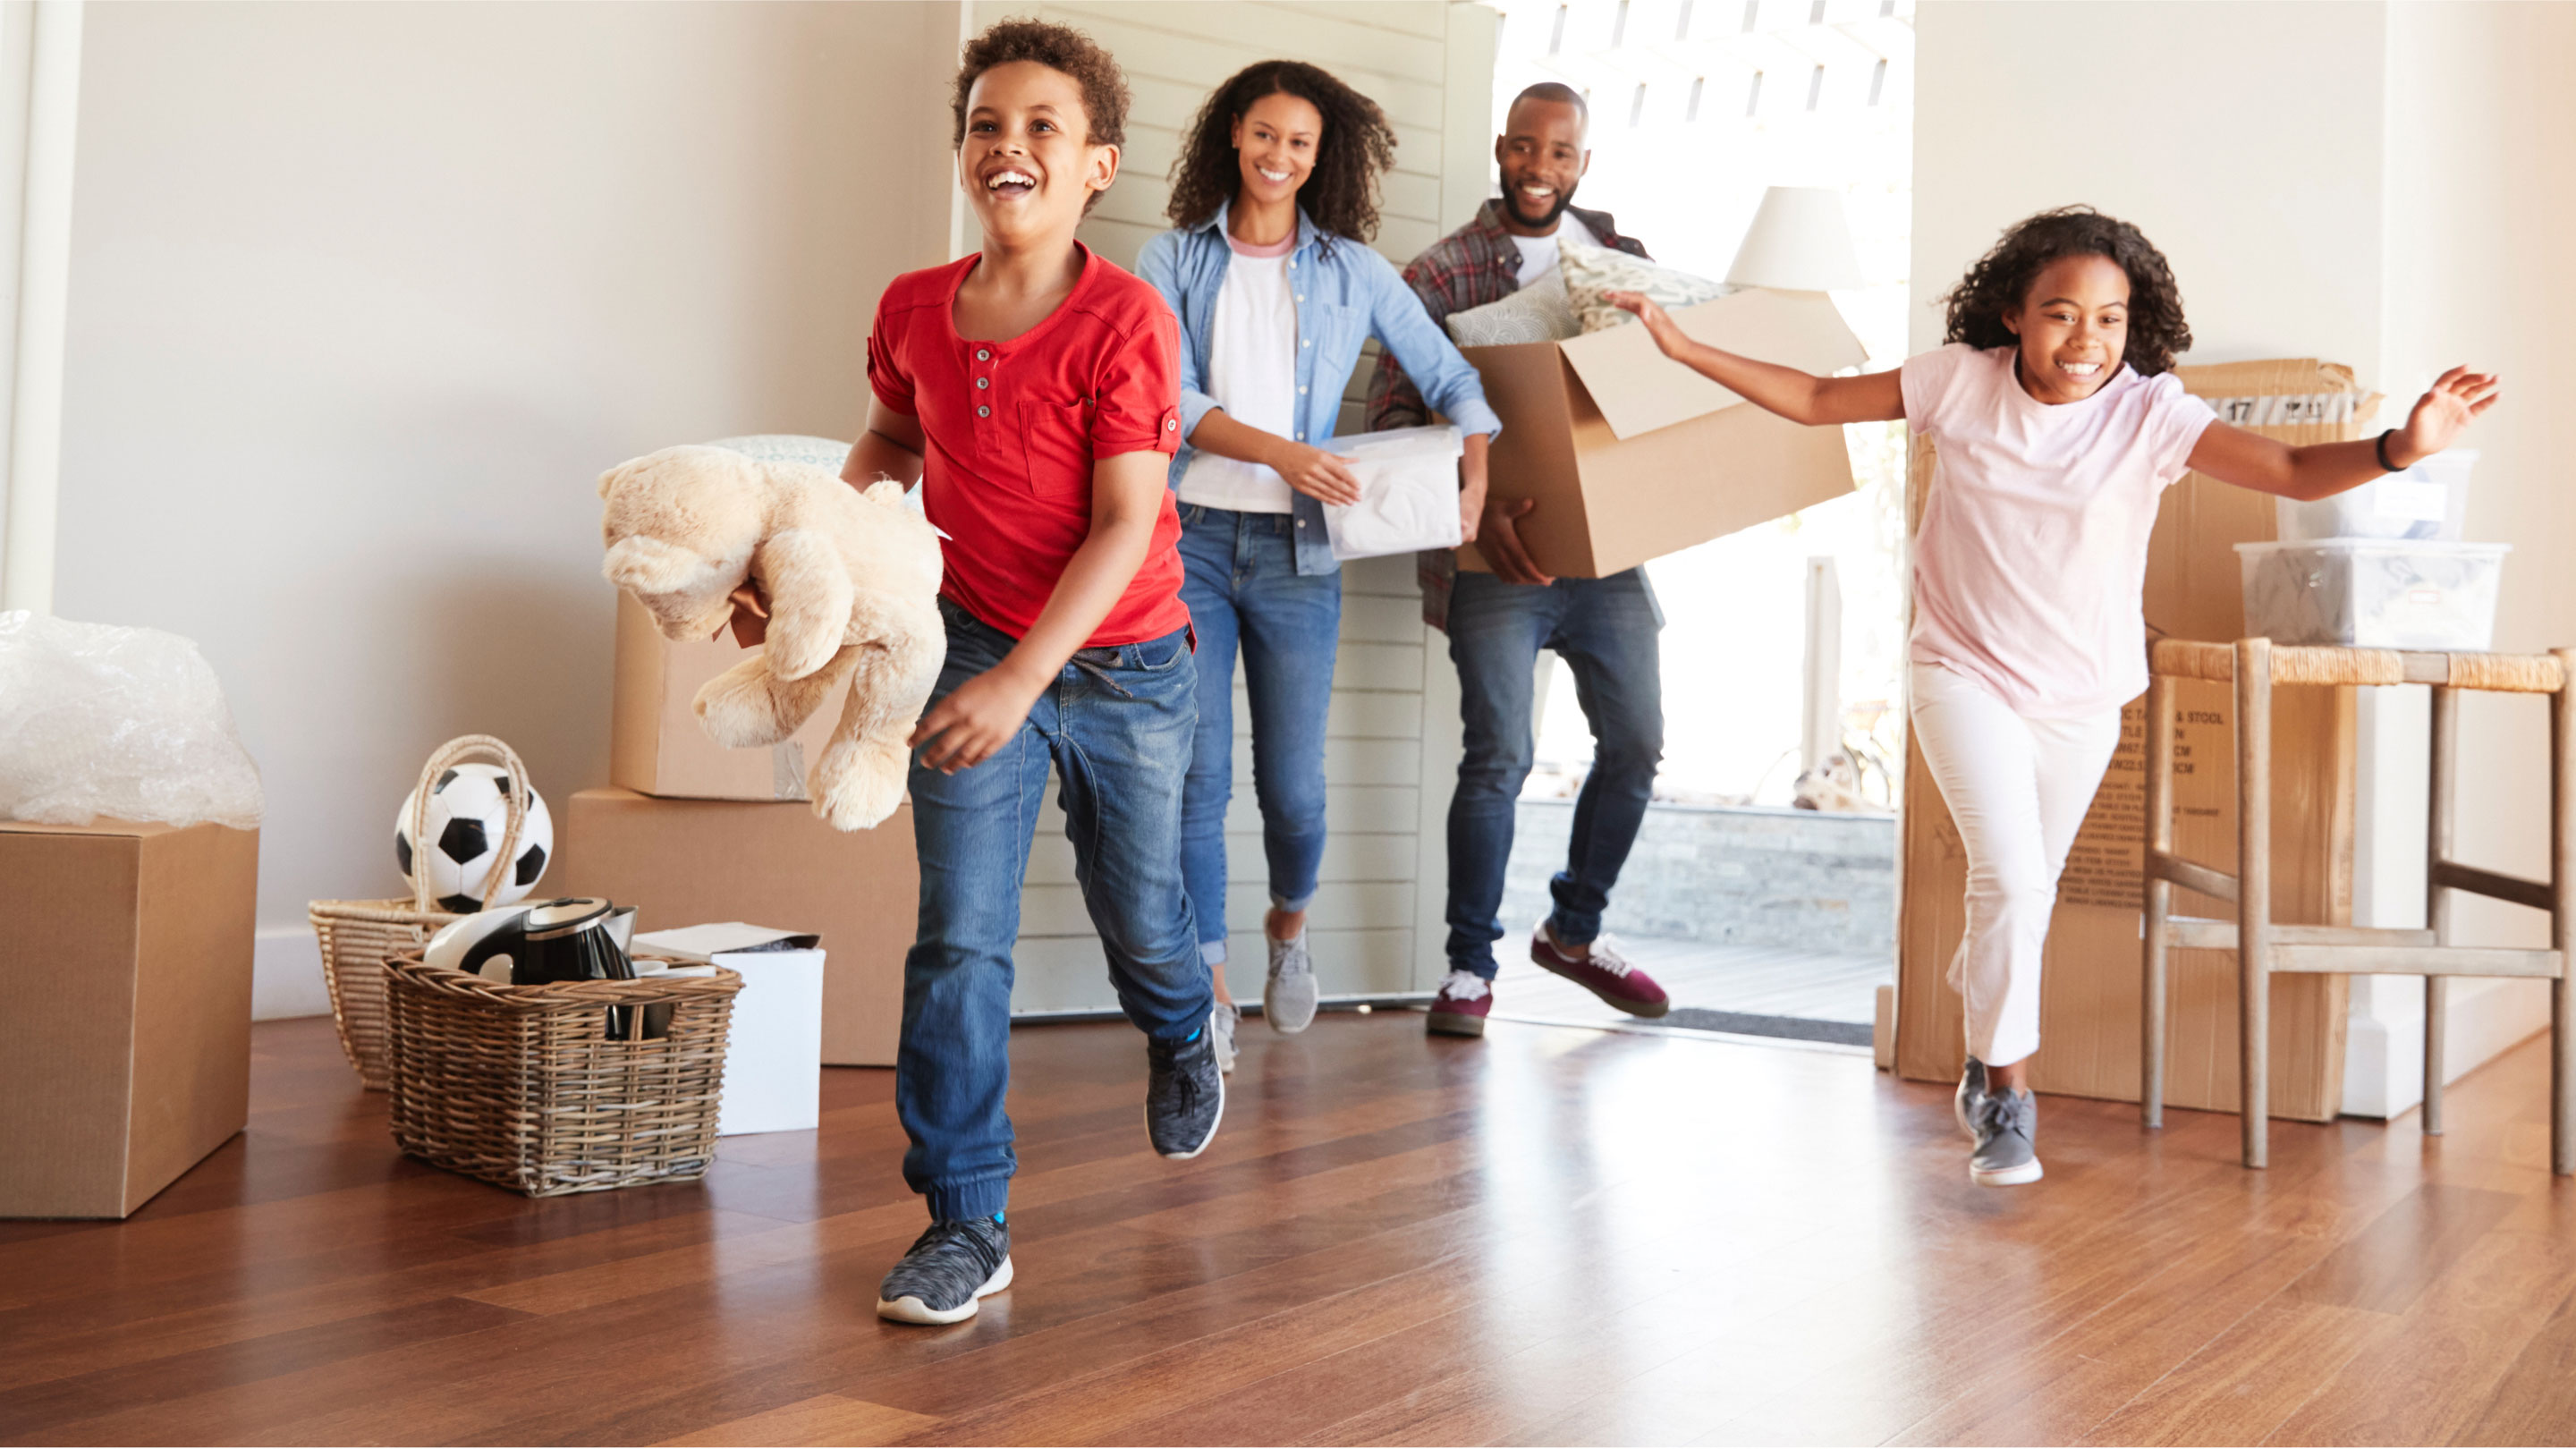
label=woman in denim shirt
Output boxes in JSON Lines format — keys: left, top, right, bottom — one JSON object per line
{"left": 1138, "top": 60, "right": 1501, "bottom": 1068}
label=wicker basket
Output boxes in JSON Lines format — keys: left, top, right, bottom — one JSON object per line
{"left": 383, "top": 952, "right": 742, "bottom": 1197}
{"left": 309, "top": 735, "right": 539, "bottom": 1089}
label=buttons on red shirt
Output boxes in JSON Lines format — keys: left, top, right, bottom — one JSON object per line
{"left": 976, "top": 377, "right": 989, "bottom": 389}
{"left": 977, "top": 404, "right": 991, "bottom": 418}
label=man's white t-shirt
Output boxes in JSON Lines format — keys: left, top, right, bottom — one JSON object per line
{"left": 1176, "top": 232, "right": 1301, "bottom": 514}
{"left": 1506, "top": 212, "right": 1603, "bottom": 288}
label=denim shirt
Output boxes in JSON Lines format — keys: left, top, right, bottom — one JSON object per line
{"left": 1136, "top": 202, "right": 1504, "bottom": 576}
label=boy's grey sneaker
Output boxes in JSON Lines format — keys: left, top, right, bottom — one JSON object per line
{"left": 1956, "top": 1056, "right": 1991, "bottom": 1141}
{"left": 1145, "top": 1019, "right": 1224, "bottom": 1159}
{"left": 876, "top": 1216, "right": 1013, "bottom": 1325}
{"left": 1970, "top": 1087, "right": 2044, "bottom": 1187}
{"left": 1265, "top": 931, "right": 1319, "bottom": 1035}
{"left": 1210, "top": 998, "right": 1240, "bottom": 1074}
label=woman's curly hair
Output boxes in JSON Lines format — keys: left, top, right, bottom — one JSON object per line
{"left": 1941, "top": 206, "right": 2192, "bottom": 377}
{"left": 1165, "top": 61, "right": 1397, "bottom": 244}
{"left": 950, "top": 20, "right": 1131, "bottom": 214}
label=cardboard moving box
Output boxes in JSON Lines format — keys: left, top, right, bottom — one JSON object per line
{"left": 553, "top": 788, "right": 911, "bottom": 1066}
{"left": 1896, "top": 359, "right": 2374, "bottom": 1120}
{"left": 612, "top": 591, "right": 841, "bottom": 801}
{"left": 1459, "top": 288, "right": 1868, "bottom": 580}
{"left": 1, "top": 818, "right": 258, "bottom": 1218}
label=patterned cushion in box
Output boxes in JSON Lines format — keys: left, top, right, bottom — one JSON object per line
{"left": 1443, "top": 267, "right": 1580, "bottom": 346}
{"left": 1560, "top": 241, "right": 1733, "bottom": 333}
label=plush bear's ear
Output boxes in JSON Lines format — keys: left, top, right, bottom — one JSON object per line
{"left": 861, "top": 479, "right": 906, "bottom": 508}
{"left": 597, "top": 462, "right": 628, "bottom": 499}
{"left": 602, "top": 535, "right": 711, "bottom": 594}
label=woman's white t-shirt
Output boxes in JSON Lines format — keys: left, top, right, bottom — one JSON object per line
{"left": 1902, "top": 343, "right": 2219, "bottom": 719}
{"left": 1176, "top": 231, "right": 1301, "bottom": 514}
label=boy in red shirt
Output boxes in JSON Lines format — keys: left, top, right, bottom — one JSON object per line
{"left": 839, "top": 21, "right": 1216, "bottom": 1324}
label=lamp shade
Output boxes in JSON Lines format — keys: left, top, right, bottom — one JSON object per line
{"left": 1724, "top": 186, "right": 1868, "bottom": 292}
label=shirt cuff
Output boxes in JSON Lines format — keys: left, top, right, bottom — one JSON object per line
{"left": 1444, "top": 397, "right": 1504, "bottom": 440}
{"left": 1179, "top": 389, "right": 1220, "bottom": 439}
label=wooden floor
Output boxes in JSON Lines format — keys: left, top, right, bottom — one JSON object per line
{"left": 6, "top": 1013, "right": 2576, "bottom": 1447}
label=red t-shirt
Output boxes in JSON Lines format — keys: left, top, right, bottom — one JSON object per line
{"left": 866, "top": 246, "right": 1189, "bottom": 646}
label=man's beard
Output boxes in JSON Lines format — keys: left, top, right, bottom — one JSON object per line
{"left": 1504, "top": 179, "right": 1575, "bottom": 230}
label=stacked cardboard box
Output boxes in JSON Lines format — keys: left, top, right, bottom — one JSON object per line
{"left": 1896, "top": 360, "right": 2372, "bottom": 1121}
{"left": 1, "top": 818, "right": 258, "bottom": 1217}
{"left": 577, "top": 590, "right": 911, "bottom": 1066}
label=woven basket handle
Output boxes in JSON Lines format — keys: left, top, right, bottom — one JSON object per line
{"left": 406, "top": 734, "right": 534, "bottom": 914}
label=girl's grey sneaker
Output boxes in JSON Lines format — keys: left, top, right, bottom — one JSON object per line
{"left": 1956, "top": 1056, "right": 1991, "bottom": 1141}
{"left": 1145, "top": 1020, "right": 1224, "bottom": 1159}
{"left": 1970, "top": 1087, "right": 2043, "bottom": 1186}
{"left": 876, "top": 1216, "right": 1013, "bottom": 1325}
{"left": 1210, "top": 998, "right": 1240, "bottom": 1074}
{"left": 1265, "top": 931, "right": 1319, "bottom": 1034}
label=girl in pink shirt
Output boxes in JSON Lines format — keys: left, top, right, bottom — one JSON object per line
{"left": 1612, "top": 206, "right": 2497, "bottom": 1187}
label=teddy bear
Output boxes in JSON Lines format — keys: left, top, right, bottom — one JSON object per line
{"left": 597, "top": 445, "right": 944, "bottom": 831}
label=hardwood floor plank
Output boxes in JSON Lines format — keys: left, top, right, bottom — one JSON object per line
{"left": 652, "top": 1393, "right": 941, "bottom": 1447}
{"left": 2460, "top": 1280, "right": 2576, "bottom": 1445}
{"left": 2282, "top": 1182, "right": 2522, "bottom": 1315}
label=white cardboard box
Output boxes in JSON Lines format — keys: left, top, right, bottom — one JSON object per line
{"left": 635, "top": 923, "right": 823, "bottom": 1137}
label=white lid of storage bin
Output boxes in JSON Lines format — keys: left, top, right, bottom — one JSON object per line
{"left": 2234, "top": 539, "right": 2510, "bottom": 558}
{"left": 1322, "top": 424, "right": 1462, "bottom": 460}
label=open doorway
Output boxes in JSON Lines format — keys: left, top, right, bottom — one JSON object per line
{"left": 1483, "top": 0, "right": 1913, "bottom": 1043}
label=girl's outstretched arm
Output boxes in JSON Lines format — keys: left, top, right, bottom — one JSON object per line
{"left": 2190, "top": 366, "right": 2500, "bottom": 500}
{"left": 1606, "top": 292, "right": 1903, "bottom": 426}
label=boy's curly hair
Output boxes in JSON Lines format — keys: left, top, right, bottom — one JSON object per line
{"left": 1941, "top": 206, "right": 2192, "bottom": 377}
{"left": 1165, "top": 60, "right": 1398, "bottom": 245}
{"left": 950, "top": 19, "right": 1131, "bottom": 213}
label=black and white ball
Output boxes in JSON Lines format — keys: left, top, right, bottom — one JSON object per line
{"left": 394, "top": 765, "right": 553, "bottom": 913}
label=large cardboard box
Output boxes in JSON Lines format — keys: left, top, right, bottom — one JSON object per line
{"left": 0, "top": 818, "right": 258, "bottom": 1218}
{"left": 1896, "top": 360, "right": 2373, "bottom": 1120}
{"left": 552, "top": 787, "right": 910, "bottom": 1065}
{"left": 611, "top": 591, "right": 840, "bottom": 801}
{"left": 1457, "top": 288, "right": 1868, "bottom": 579}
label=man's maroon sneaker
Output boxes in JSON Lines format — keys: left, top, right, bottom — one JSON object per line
{"left": 1530, "top": 923, "right": 1669, "bottom": 1017}
{"left": 1426, "top": 970, "right": 1493, "bottom": 1038}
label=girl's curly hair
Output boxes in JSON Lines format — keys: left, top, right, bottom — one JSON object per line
{"left": 1165, "top": 61, "right": 1397, "bottom": 245}
{"left": 1941, "top": 206, "right": 2192, "bottom": 377}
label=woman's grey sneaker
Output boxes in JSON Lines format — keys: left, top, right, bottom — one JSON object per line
{"left": 1265, "top": 931, "right": 1319, "bottom": 1034}
{"left": 1956, "top": 1056, "right": 1991, "bottom": 1141}
{"left": 1145, "top": 1021, "right": 1225, "bottom": 1159}
{"left": 876, "top": 1216, "right": 1013, "bottom": 1325}
{"left": 1210, "top": 998, "right": 1240, "bottom": 1074}
{"left": 1969, "top": 1087, "right": 2043, "bottom": 1186}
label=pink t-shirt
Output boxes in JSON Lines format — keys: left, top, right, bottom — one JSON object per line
{"left": 1902, "top": 343, "right": 2217, "bottom": 718}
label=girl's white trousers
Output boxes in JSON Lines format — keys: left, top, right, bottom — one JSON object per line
{"left": 1908, "top": 663, "right": 2123, "bottom": 1067}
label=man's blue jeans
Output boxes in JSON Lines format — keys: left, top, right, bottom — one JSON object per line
{"left": 1445, "top": 568, "right": 1664, "bottom": 979}
{"left": 898, "top": 597, "right": 1210, "bottom": 1221}
{"left": 1176, "top": 506, "right": 1339, "bottom": 967}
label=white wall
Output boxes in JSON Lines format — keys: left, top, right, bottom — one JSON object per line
{"left": 51, "top": 2, "right": 960, "bottom": 1016}
{"left": 981, "top": 0, "right": 1496, "bottom": 1011}
{"left": 1911, "top": 0, "right": 2576, "bottom": 1115}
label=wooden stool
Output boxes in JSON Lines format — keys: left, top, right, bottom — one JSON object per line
{"left": 2140, "top": 637, "right": 2576, "bottom": 1173}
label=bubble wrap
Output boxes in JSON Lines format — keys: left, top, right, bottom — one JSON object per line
{"left": 0, "top": 610, "right": 264, "bottom": 828}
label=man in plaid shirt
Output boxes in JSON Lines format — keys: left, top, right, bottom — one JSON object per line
{"left": 1366, "top": 82, "right": 1674, "bottom": 1039}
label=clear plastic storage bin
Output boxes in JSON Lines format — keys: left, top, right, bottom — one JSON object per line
{"left": 2274, "top": 449, "right": 2477, "bottom": 542}
{"left": 1320, "top": 424, "right": 1464, "bottom": 561}
{"left": 2235, "top": 539, "right": 2508, "bottom": 650}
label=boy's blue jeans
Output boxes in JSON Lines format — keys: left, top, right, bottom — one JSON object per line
{"left": 897, "top": 597, "right": 1210, "bottom": 1221}
{"left": 1176, "top": 506, "right": 1339, "bottom": 967}
{"left": 1444, "top": 568, "right": 1665, "bottom": 979}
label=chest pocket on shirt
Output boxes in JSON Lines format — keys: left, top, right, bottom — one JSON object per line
{"left": 1019, "top": 397, "right": 1093, "bottom": 497}
{"left": 1306, "top": 301, "right": 1364, "bottom": 386}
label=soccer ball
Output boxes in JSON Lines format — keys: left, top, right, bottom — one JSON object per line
{"left": 394, "top": 764, "right": 554, "bottom": 913}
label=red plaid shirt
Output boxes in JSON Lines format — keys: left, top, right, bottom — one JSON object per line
{"left": 1365, "top": 200, "right": 1648, "bottom": 627}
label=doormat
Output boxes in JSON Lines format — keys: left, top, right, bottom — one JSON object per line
{"left": 1663, "top": 1007, "right": 1872, "bottom": 1047}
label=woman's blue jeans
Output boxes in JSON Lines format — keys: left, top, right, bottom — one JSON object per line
{"left": 897, "top": 598, "right": 1209, "bottom": 1222}
{"left": 1176, "top": 505, "right": 1340, "bottom": 968}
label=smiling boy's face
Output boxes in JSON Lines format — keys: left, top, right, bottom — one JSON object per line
{"left": 959, "top": 60, "right": 1117, "bottom": 244}
{"left": 2003, "top": 252, "right": 2131, "bottom": 404}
